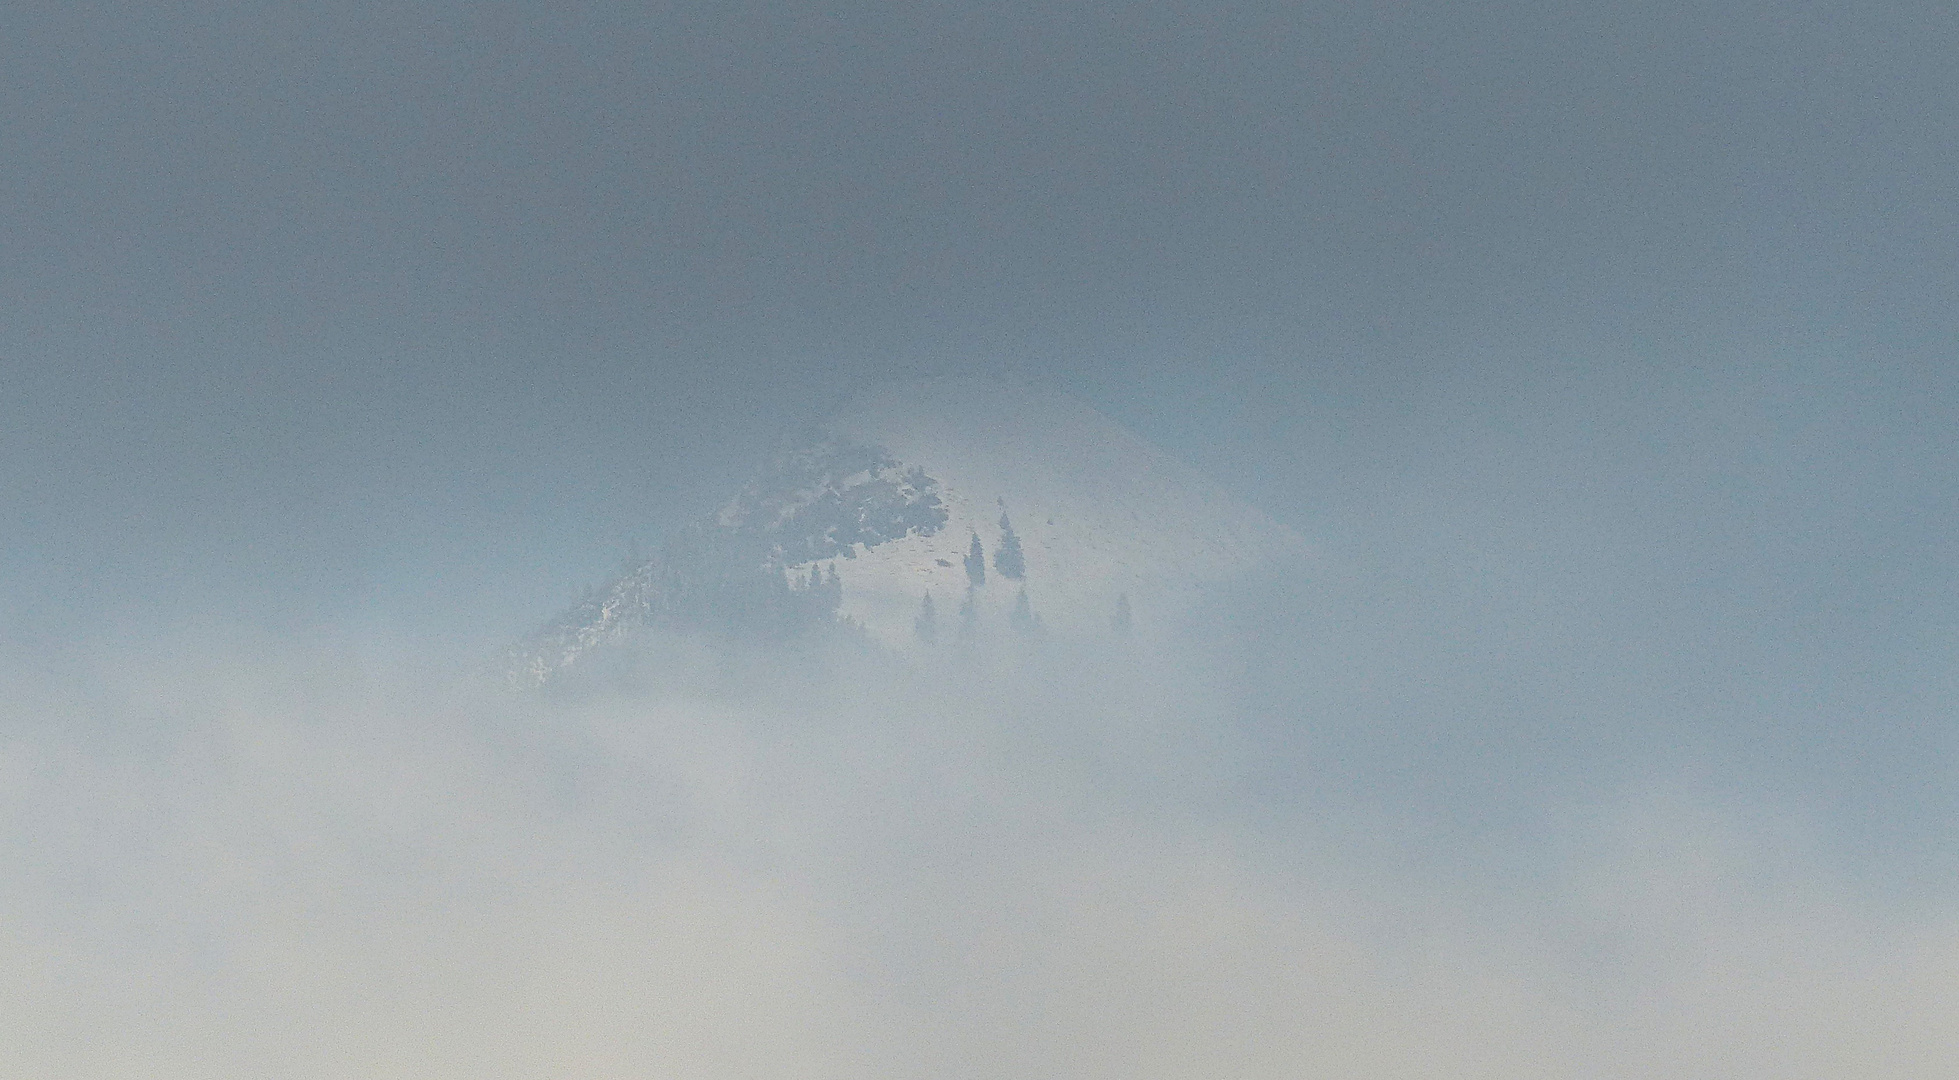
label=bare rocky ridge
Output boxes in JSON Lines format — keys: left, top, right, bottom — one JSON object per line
{"left": 507, "top": 375, "right": 1304, "bottom": 684}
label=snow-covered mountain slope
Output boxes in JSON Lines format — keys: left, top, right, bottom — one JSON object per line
{"left": 507, "top": 375, "right": 1304, "bottom": 683}
{"left": 814, "top": 375, "right": 1301, "bottom": 648}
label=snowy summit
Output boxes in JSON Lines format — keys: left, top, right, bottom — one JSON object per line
{"left": 507, "top": 375, "right": 1302, "bottom": 684}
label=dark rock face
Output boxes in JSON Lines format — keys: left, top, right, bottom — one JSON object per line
{"left": 507, "top": 436, "right": 945, "bottom": 684}
{"left": 718, "top": 438, "right": 949, "bottom": 566}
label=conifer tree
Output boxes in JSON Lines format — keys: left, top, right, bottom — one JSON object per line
{"left": 965, "top": 532, "right": 986, "bottom": 587}
{"left": 958, "top": 586, "right": 978, "bottom": 639}
{"left": 914, "top": 591, "right": 937, "bottom": 643}
{"left": 1009, "top": 587, "right": 1038, "bottom": 633}
{"left": 994, "top": 512, "right": 1025, "bottom": 580}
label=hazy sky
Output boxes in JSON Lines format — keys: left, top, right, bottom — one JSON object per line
{"left": 6, "top": 0, "right": 1954, "bottom": 630}
{"left": 4, "top": 3, "right": 1959, "bottom": 1074}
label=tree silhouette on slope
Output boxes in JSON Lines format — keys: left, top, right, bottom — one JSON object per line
{"left": 994, "top": 512, "right": 1025, "bottom": 580}
{"left": 965, "top": 532, "right": 986, "bottom": 587}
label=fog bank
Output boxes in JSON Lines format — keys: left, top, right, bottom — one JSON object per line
{"left": 1, "top": 612, "right": 1952, "bottom": 1078}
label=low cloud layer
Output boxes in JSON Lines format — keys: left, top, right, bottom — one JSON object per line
{"left": 3, "top": 615, "right": 1954, "bottom": 1079}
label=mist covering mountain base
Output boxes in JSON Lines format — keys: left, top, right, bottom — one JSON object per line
{"left": 14, "top": 577, "right": 1944, "bottom": 1079}
{"left": 508, "top": 377, "right": 1302, "bottom": 685}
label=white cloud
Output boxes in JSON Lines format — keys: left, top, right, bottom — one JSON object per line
{"left": 2, "top": 628, "right": 1954, "bottom": 1078}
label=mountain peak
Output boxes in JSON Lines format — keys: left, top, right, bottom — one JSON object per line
{"left": 507, "top": 376, "right": 1302, "bottom": 683}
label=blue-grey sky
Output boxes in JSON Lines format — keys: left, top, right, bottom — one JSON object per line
{"left": 6, "top": 0, "right": 1954, "bottom": 635}
{"left": 4, "top": 3, "right": 1959, "bottom": 1073}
